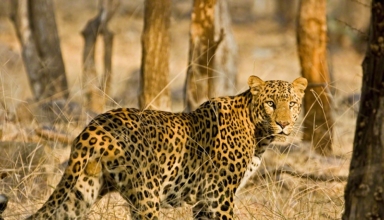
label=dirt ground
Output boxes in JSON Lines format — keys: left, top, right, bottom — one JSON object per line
{"left": 0, "top": 0, "right": 368, "bottom": 219}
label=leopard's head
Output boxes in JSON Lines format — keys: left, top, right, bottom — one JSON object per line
{"left": 248, "top": 75, "right": 307, "bottom": 141}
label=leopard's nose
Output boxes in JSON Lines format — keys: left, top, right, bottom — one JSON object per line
{"left": 276, "top": 121, "right": 290, "bottom": 129}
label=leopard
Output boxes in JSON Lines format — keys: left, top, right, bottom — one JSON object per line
{"left": 14, "top": 75, "right": 307, "bottom": 219}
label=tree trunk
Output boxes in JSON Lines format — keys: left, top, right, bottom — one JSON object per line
{"left": 275, "top": 0, "right": 298, "bottom": 28}
{"left": 296, "top": 0, "right": 333, "bottom": 156}
{"left": 99, "top": 0, "right": 118, "bottom": 98}
{"left": 343, "top": 1, "right": 384, "bottom": 219}
{"left": 29, "top": 0, "right": 68, "bottom": 100}
{"left": 82, "top": 16, "right": 101, "bottom": 112}
{"left": 139, "top": 0, "right": 171, "bottom": 111}
{"left": 9, "top": 0, "right": 68, "bottom": 101}
{"left": 100, "top": 28, "right": 114, "bottom": 97}
{"left": 212, "top": 0, "right": 238, "bottom": 97}
{"left": 9, "top": 0, "right": 42, "bottom": 100}
{"left": 184, "top": 0, "right": 224, "bottom": 112}
{"left": 82, "top": 0, "right": 119, "bottom": 112}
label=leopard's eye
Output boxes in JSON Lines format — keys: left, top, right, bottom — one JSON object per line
{"left": 266, "top": 101, "right": 274, "bottom": 107}
{"left": 289, "top": 102, "right": 296, "bottom": 107}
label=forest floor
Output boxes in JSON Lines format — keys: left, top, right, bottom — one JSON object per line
{"left": 0, "top": 1, "right": 365, "bottom": 219}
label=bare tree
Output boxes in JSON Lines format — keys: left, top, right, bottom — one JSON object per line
{"left": 296, "top": 0, "right": 333, "bottom": 156}
{"left": 343, "top": 1, "right": 384, "bottom": 219}
{"left": 275, "top": 0, "right": 298, "bottom": 27}
{"left": 184, "top": 0, "right": 226, "bottom": 112}
{"left": 82, "top": 0, "right": 119, "bottom": 112}
{"left": 212, "top": 0, "right": 238, "bottom": 97}
{"left": 9, "top": 0, "right": 68, "bottom": 101}
{"left": 139, "top": 0, "right": 171, "bottom": 111}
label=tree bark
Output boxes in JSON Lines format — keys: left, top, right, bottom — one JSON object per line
{"left": 99, "top": 0, "right": 118, "bottom": 97}
{"left": 212, "top": 0, "right": 238, "bottom": 97}
{"left": 343, "top": 1, "right": 384, "bottom": 219}
{"left": 9, "top": 0, "right": 42, "bottom": 100}
{"left": 9, "top": 0, "right": 68, "bottom": 101}
{"left": 82, "top": 0, "right": 119, "bottom": 112}
{"left": 184, "top": 0, "right": 224, "bottom": 112}
{"left": 100, "top": 28, "right": 114, "bottom": 96}
{"left": 82, "top": 16, "right": 100, "bottom": 111}
{"left": 296, "top": 0, "right": 333, "bottom": 156}
{"left": 275, "top": 0, "right": 298, "bottom": 28}
{"left": 139, "top": 0, "right": 171, "bottom": 110}
{"left": 29, "top": 0, "right": 68, "bottom": 100}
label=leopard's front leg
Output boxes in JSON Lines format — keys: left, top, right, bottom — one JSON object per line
{"left": 193, "top": 178, "right": 235, "bottom": 220}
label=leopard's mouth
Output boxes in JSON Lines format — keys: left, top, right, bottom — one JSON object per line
{"left": 277, "top": 131, "right": 289, "bottom": 136}
{"left": 270, "top": 126, "right": 290, "bottom": 137}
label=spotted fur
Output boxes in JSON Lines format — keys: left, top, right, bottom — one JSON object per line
{"left": 23, "top": 75, "right": 307, "bottom": 220}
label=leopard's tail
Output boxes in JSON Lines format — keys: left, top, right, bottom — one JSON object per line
{"left": 28, "top": 132, "right": 105, "bottom": 219}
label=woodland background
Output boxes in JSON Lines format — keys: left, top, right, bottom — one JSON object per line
{"left": 0, "top": 0, "right": 377, "bottom": 219}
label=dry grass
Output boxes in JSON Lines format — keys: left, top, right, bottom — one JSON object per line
{"left": 0, "top": 1, "right": 366, "bottom": 219}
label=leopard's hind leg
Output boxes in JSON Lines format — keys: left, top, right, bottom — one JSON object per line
{"left": 116, "top": 148, "right": 161, "bottom": 220}
{"left": 26, "top": 158, "right": 105, "bottom": 219}
{"left": 27, "top": 129, "right": 114, "bottom": 219}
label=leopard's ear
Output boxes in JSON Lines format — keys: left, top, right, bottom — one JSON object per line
{"left": 292, "top": 77, "right": 308, "bottom": 98}
{"left": 248, "top": 75, "right": 265, "bottom": 95}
